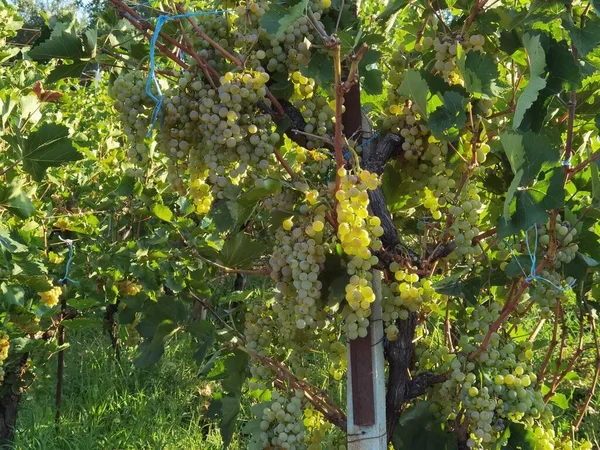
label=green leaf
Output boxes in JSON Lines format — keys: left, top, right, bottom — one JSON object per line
{"left": 219, "top": 233, "right": 266, "bottom": 269}
{"left": 187, "top": 320, "right": 216, "bottom": 365}
{"left": 220, "top": 396, "right": 242, "bottom": 448}
{"left": 460, "top": 51, "right": 500, "bottom": 97}
{"left": 22, "top": 124, "right": 82, "bottom": 181}
{"left": 152, "top": 204, "right": 173, "bottom": 222}
{"left": 14, "top": 275, "right": 52, "bottom": 291}
{"left": 300, "top": 50, "right": 334, "bottom": 86}
{"left": 593, "top": 0, "right": 600, "bottom": 17}
{"left": 397, "top": 69, "right": 429, "bottom": 119}
{"left": 83, "top": 26, "right": 97, "bottom": 57}
{"left": 428, "top": 91, "right": 467, "bottom": 140}
{"left": 61, "top": 317, "right": 102, "bottom": 329}
{"left": 548, "top": 392, "right": 569, "bottom": 410}
{"left": 567, "top": 20, "right": 600, "bottom": 57}
{"left": 504, "top": 170, "right": 523, "bottom": 220}
{"left": 28, "top": 31, "right": 87, "bottom": 60}
{"left": 46, "top": 61, "right": 88, "bottom": 84}
{"left": 528, "top": 167, "right": 565, "bottom": 210}
{"left": 259, "top": 0, "right": 308, "bottom": 38}
{"left": 0, "top": 182, "right": 34, "bottom": 219}
{"left": 134, "top": 319, "right": 179, "bottom": 367}
{"left": 591, "top": 161, "right": 600, "bottom": 203}
{"left": 500, "top": 422, "right": 537, "bottom": 450}
{"left": 499, "top": 131, "right": 559, "bottom": 182}
{"left": 432, "top": 272, "right": 481, "bottom": 304}
{"left": 498, "top": 190, "right": 548, "bottom": 238}
{"left": 392, "top": 401, "right": 458, "bottom": 450}
{"left": 546, "top": 40, "right": 581, "bottom": 92}
{"left": 363, "top": 69, "right": 383, "bottom": 95}
{"left": 377, "top": 0, "right": 409, "bottom": 26}
{"left": 513, "top": 34, "right": 547, "bottom": 130}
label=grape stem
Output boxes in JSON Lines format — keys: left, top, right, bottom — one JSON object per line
{"left": 109, "top": 0, "right": 188, "bottom": 69}
{"left": 469, "top": 259, "right": 549, "bottom": 360}
{"left": 175, "top": 4, "right": 286, "bottom": 117}
{"left": 573, "top": 316, "right": 600, "bottom": 431}
{"left": 273, "top": 149, "right": 298, "bottom": 180}
{"left": 534, "top": 301, "right": 561, "bottom": 389}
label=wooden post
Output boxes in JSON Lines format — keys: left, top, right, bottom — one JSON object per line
{"left": 347, "top": 270, "right": 387, "bottom": 449}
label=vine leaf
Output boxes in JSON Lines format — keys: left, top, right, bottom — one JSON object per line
{"left": 494, "top": 422, "right": 536, "bottom": 450}
{"left": 397, "top": 69, "right": 429, "bottom": 118}
{"left": 391, "top": 401, "right": 458, "bottom": 450}
{"left": 259, "top": 0, "right": 308, "bottom": 38}
{"left": 428, "top": 91, "right": 467, "bottom": 140}
{"left": 220, "top": 233, "right": 266, "bottom": 269}
{"left": 21, "top": 123, "right": 82, "bottom": 181}
{"left": 28, "top": 31, "right": 88, "bottom": 60}
{"left": 591, "top": 160, "right": 600, "bottom": 203}
{"left": 46, "top": 61, "right": 89, "bottom": 84}
{"left": 0, "top": 181, "right": 35, "bottom": 219}
{"left": 500, "top": 131, "right": 559, "bottom": 183}
{"left": 566, "top": 20, "right": 600, "bottom": 57}
{"left": 363, "top": 69, "right": 383, "bottom": 95}
{"left": 513, "top": 34, "right": 546, "bottom": 130}
{"left": 134, "top": 319, "right": 180, "bottom": 367}
{"left": 503, "top": 169, "right": 523, "bottom": 220}
{"left": 458, "top": 51, "right": 500, "bottom": 98}
{"left": 152, "top": 204, "right": 173, "bottom": 222}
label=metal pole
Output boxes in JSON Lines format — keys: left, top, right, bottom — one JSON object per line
{"left": 347, "top": 269, "right": 387, "bottom": 449}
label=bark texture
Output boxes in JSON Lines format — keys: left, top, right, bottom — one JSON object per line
{"left": 0, "top": 392, "right": 20, "bottom": 443}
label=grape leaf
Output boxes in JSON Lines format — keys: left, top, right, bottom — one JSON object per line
{"left": 259, "top": 0, "right": 308, "bottom": 38}
{"left": 428, "top": 91, "right": 467, "bottom": 140}
{"left": 363, "top": 69, "right": 383, "bottom": 95}
{"left": 0, "top": 182, "right": 34, "bottom": 219}
{"left": 28, "top": 31, "right": 87, "bottom": 60}
{"left": 134, "top": 319, "right": 179, "bottom": 367}
{"left": 219, "top": 233, "right": 266, "bottom": 269}
{"left": 459, "top": 51, "right": 500, "bottom": 97}
{"left": 152, "top": 204, "right": 173, "bottom": 222}
{"left": 567, "top": 20, "right": 600, "bottom": 57}
{"left": 504, "top": 169, "right": 523, "bottom": 220}
{"left": 22, "top": 124, "right": 82, "bottom": 181}
{"left": 593, "top": 0, "right": 600, "bottom": 17}
{"left": 46, "top": 61, "right": 88, "bottom": 84}
{"left": 545, "top": 40, "right": 581, "bottom": 92}
{"left": 397, "top": 69, "right": 430, "bottom": 118}
{"left": 499, "top": 131, "right": 559, "bottom": 182}
{"left": 513, "top": 34, "right": 547, "bottom": 130}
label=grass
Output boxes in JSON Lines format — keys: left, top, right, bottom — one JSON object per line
{"left": 12, "top": 332, "right": 244, "bottom": 450}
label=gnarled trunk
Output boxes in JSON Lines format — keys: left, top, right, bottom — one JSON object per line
{"left": 0, "top": 391, "right": 21, "bottom": 443}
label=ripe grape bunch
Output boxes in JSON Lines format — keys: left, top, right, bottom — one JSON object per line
{"left": 336, "top": 168, "right": 384, "bottom": 339}
{"left": 38, "top": 285, "right": 62, "bottom": 308}
{"left": 0, "top": 334, "right": 9, "bottom": 382}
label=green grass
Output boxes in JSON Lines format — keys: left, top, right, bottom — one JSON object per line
{"left": 12, "top": 332, "right": 244, "bottom": 450}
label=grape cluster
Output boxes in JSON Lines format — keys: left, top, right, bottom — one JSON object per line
{"left": 259, "top": 390, "right": 306, "bottom": 449}
{"left": 418, "top": 34, "right": 486, "bottom": 83}
{"left": 381, "top": 263, "right": 437, "bottom": 340}
{"left": 303, "top": 407, "right": 345, "bottom": 450}
{"left": 118, "top": 280, "right": 142, "bottom": 297}
{"left": 325, "top": 339, "right": 346, "bottom": 381}
{"left": 417, "top": 301, "right": 556, "bottom": 449}
{"left": 447, "top": 181, "right": 484, "bottom": 263}
{"left": 110, "top": 72, "right": 155, "bottom": 176}
{"left": 38, "top": 285, "right": 62, "bottom": 308}
{"left": 336, "top": 168, "right": 384, "bottom": 339}
{"left": 0, "top": 334, "right": 9, "bottom": 382}
{"left": 234, "top": 4, "right": 325, "bottom": 73}
{"left": 382, "top": 102, "right": 430, "bottom": 161}
{"left": 270, "top": 206, "right": 329, "bottom": 330}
